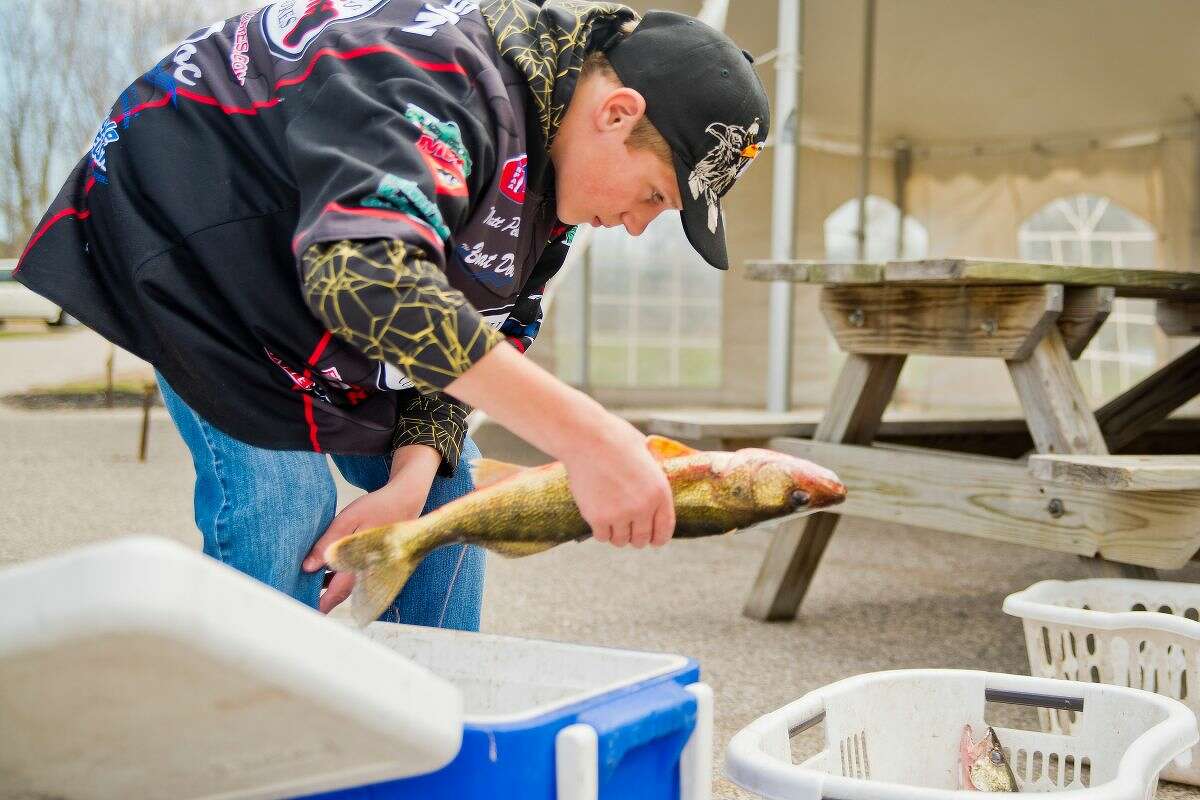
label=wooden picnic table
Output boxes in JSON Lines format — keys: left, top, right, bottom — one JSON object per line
{"left": 726, "top": 259, "right": 1200, "bottom": 621}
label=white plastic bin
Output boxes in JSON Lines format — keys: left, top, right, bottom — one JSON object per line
{"left": 1004, "top": 578, "right": 1200, "bottom": 785}
{"left": 725, "top": 669, "right": 1196, "bottom": 800}
{"left": 0, "top": 537, "right": 465, "bottom": 800}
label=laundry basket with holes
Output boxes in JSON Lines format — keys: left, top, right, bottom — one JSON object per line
{"left": 724, "top": 670, "right": 1196, "bottom": 800}
{"left": 1004, "top": 578, "right": 1200, "bottom": 785}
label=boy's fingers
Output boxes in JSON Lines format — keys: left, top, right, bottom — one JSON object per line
{"left": 630, "top": 517, "right": 652, "bottom": 549}
{"left": 303, "top": 514, "right": 359, "bottom": 571}
{"left": 651, "top": 502, "right": 675, "bottom": 547}
{"left": 319, "top": 570, "right": 355, "bottom": 614}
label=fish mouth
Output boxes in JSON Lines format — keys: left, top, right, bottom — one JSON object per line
{"left": 792, "top": 477, "right": 847, "bottom": 511}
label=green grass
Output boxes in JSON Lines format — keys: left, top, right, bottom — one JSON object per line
{"left": 0, "top": 325, "right": 72, "bottom": 340}
{"left": 26, "top": 376, "right": 155, "bottom": 396}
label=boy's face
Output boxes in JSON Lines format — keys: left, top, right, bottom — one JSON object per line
{"left": 550, "top": 80, "right": 683, "bottom": 237}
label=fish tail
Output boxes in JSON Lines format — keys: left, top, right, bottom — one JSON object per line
{"left": 327, "top": 521, "right": 423, "bottom": 627}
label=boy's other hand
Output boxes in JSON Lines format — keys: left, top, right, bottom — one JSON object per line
{"left": 302, "top": 444, "right": 440, "bottom": 614}
{"left": 562, "top": 415, "right": 675, "bottom": 549}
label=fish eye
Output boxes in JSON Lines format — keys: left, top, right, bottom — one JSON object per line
{"left": 990, "top": 751, "right": 1003, "bottom": 764}
{"left": 790, "top": 490, "right": 810, "bottom": 509}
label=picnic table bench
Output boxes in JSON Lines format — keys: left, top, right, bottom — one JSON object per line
{"left": 650, "top": 259, "right": 1200, "bottom": 621}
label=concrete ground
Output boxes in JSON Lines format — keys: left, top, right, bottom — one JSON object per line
{"left": 2, "top": 329, "right": 1198, "bottom": 799}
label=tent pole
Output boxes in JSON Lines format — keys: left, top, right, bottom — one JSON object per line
{"left": 854, "top": 0, "right": 877, "bottom": 261}
{"left": 1193, "top": 112, "right": 1200, "bottom": 268}
{"left": 894, "top": 138, "right": 911, "bottom": 257}
{"left": 765, "top": 0, "right": 802, "bottom": 412}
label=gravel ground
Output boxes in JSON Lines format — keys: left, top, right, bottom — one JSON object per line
{"left": 2, "top": 362, "right": 1198, "bottom": 798}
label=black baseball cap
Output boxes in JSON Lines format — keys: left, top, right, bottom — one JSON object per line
{"left": 605, "top": 10, "right": 770, "bottom": 270}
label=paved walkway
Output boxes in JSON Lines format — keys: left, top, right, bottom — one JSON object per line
{"left": 0, "top": 327, "right": 150, "bottom": 395}
{"left": 3, "top": 399, "right": 1198, "bottom": 798}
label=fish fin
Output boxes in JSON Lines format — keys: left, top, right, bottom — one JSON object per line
{"left": 328, "top": 522, "right": 420, "bottom": 627}
{"left": 470, "top": 457, "right": 528, "bottom": 489}
{"left": 645, "top": 435, "right": 700, "bottom": 461}
{"left": 481, "top": 540, "right": 559, "bottom": 558}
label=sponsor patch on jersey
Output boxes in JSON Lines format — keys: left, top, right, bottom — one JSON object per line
{"left": 265, "top": 348, "right": 312, "bottom": 389}
{"left": 376, "top": 361, "right": 415, "bottom": 391}
{"left": 230, "top": 11, "right": 255, "bottom": 85}
{"left": 404, "top": 103, "right": 472, "bottom": 176}
{"left": 421, "top": 152, "right": 468, "bottom": 196}
{"left": 499, "top": 154, "right": 527, "bottom": 204}
{"left": 401, "top": 0, "right": 478, "bottom": 38}
{"left": 89, "top": 119, "right": 120, "bottom": 178}
{"left": 361, "top": 173, "right": 451, "bottom": 240}
{"left": 262, "top": 0, "right": 391, "bottom": 61}
{"left": 416, "top": 132, "right": 465, "bottom": 173}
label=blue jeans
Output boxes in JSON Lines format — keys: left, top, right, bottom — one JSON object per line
{"left": 156, "top": 375, "right": 485, "bottom": 630}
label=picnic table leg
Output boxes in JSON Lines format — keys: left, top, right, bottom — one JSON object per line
{"left": 743, "top": 353, "right": 906, "bottom": 621}
{"left": 1006, "top": 328, "right": 1159, "bottom": 580}
{"left": 1096, "top": 342, "right": 1200, "bottom": 452}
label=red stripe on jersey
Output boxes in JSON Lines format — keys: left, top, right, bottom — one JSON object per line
{"left": 175, "top": 87, "right": 283, "bottom": 116}
{"left": 111, "top": 46, "right": 466, "bottom": 122}
{"left": 273, "top": 44, "right": 468, "bottom": 94}
{"left": 300, "top": 331, "right": 334, "bottom": 452}
{"left": 322, "top": 202, "right": 444, "bottom": 252}
{"left": 303, "top": 393, "right": 322, "bottom": 452}
{"left": 308, "top": 330, "right": 334, "bottom": 365}
{"left": 15, "top": 207, "right": 92, "bottom": 273}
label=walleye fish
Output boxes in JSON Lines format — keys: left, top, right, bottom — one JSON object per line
{"left": 959, "top": 725, "right": 1019, "bottom": 792}
{"left": 329, "top": 435, "right": 846, "bottom": 624}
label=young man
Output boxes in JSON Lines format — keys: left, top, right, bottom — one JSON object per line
{"left": 14, "top": 0, "right": 769, "bottom": 626}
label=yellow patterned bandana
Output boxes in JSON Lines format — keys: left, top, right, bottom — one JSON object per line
{"left": 479, "top": 0, "right": 638, "bottom": 146}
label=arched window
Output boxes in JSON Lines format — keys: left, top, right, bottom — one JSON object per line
{"left": 823, "top": 196, "right": 929, "bottom": 262}
{"left": 550, "top": 213, "right": 722, "bottom": 388}
{"left": 1018, "top": 194, "right": 1162, "bottom": 400}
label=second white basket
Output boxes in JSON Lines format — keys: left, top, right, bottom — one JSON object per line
{"left": 1004, "top": 578, "right": 1200, "bottom": 785}
{"left": 724, "top": 669, "right": 1196, "bottom": 800}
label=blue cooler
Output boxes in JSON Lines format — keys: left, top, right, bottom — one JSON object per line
{"left": 302, "top": 623, "right": 713, "bottom": 800}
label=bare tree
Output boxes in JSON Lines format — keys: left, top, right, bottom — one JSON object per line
{"left": 0, "top": 0, "right": 249, "bottom": 256}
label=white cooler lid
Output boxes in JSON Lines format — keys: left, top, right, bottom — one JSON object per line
{"left": 0, "top": 536, "right": 464, "bottom": 800}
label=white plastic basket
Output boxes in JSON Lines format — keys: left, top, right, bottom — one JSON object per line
{"left": 725, "top": 669, "right": 1196, "bottom": 800}
{"left": 1004, "top": 578, "right": 1200, "bottom": 785}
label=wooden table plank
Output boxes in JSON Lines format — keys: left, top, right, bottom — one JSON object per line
{"left": 821, "top": 284, "right": 1062, "bottom": 359}
{"left": 773, "top": 438, "right": 1200, "bottom": 569}
{"left": 884, "top": 260, "right": 1200, "bottom": 296}
{"left": 1029, "top": 455, "right": 1200, "bottom": 491}
{"left": 744, "top": 261, "right": 884, "bottom": 285}
{"left": 745, "top": 258, "right": 1200, "bottom": 298}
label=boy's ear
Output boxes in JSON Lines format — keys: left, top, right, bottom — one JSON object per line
{"left": 596, "top": 87, "right": 647, "bottom": 133}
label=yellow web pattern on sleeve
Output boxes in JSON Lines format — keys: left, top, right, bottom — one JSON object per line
{"left": 302, "top": 239, "right": 503, "bottom": 394}
{"left": 393, "top": 393, "right": 470, "bottom": 475}
{"left": 480, "top": 0, "right": 634, "bottom": 144}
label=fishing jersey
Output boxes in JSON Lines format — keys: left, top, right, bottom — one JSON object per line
{"left": 14, "top": 0, "right": 571, "bottom": 456}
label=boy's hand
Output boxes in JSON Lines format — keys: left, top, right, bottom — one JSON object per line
{"left": 302, "top": 444, "right": 440, "bottom": 613}
{"left": 562, "top": 415, "right": 676, "bottom": 549}
{"left": 443, "top": 343, "right": 676, "bottom": 549}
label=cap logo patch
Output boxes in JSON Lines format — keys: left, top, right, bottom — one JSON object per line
{"left": 687, "top": 119, "right": 764, "bottom": 233}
